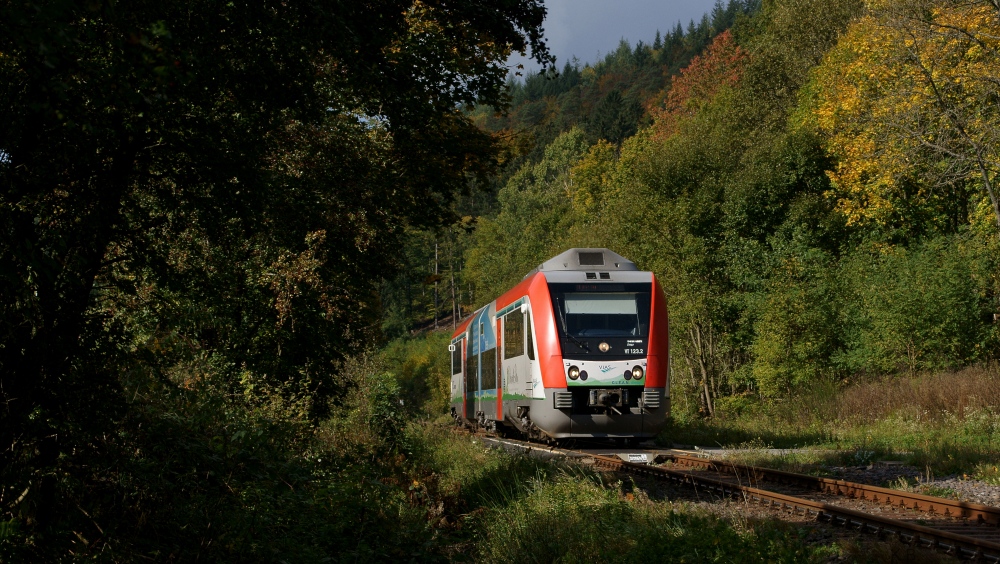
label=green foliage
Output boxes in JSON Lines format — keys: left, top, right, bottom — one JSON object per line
{"left": 380, "top": 331, "right": 453, "bottom": 416}
{"left": 751, "top": 250, "right": 841, "bottom": 396}
{"left": 406, "top": 423, "right": 553, "bottom": 509}
{"left": 405, "top": 423, "right": 830, "bottom": 562}
{"left": 587, "top": 90, "right": 643, "bottom": 146}
{"left": 0, "top": 0, "right": 553, "bottom": 554}
{"left": 465, "top": 128, "right": 591, "bottom": 304}
{"left": 0, "top": 354, "right": 429, "bottom": 561}
{"left": 380, "top": 228, "right": 469, "bottom": 339}
{"left": 471, "top": 0, "right": 761, "bottom": 175}
{"left": 835, "top": 236, "right": 997, "bottom": 374}
{"left": 462, "top": 0, "right": 1000, "bottom": 418}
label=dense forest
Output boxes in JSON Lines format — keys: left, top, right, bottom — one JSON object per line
{"left": 381, "top": 0, "right": 761, "bottom": 337}
{"left": 2, "top": 0, "right": 999, "bottom": 559}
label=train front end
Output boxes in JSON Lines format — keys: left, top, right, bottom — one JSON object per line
{"left": 529, "top": 248, "right": 670, "bottom": 440}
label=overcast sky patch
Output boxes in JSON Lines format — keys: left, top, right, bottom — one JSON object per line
{"left": 511, "top": 0, "right": 722, "bottom": 74}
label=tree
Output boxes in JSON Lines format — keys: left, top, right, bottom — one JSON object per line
{"left": 587, "top": 89, "right": 643, "bottom": 146}
{"left": 580, "top": 0, "right": 861, "bottom": 414}
{"left": 651, "top": 30, "right": 748, "bottom": 139}
{"left": 0, "top": 0, "right": 550, "bottom": 542}
{"left": 465, "top": 128, "right": 590, "bottom": 303}
{"left": 808, "top": 0, "right": 1000, "bottom": 236}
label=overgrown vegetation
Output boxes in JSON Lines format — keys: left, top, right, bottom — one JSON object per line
{"left": 0, "top": 348, "right": 836, "bottom": 560}
{"left": 407, "top": 418, "right": 832, "bottom": 563}
{"left": 663, "top": 365, "right": 1000, "bottom": 481}
{"left": 0, "top": 0, "right": 554, "bottom": 557}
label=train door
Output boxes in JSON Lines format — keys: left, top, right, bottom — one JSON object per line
{"left": 464, "top": 327, "right": 477, "bottom": 420}
{"left": 479, "top": 316, "right": 498, "bottom": 421}
{"left": 525, "top": 307, "right": 538, "bottom": 398}
{"left": 495, "top": 316, "right": 503, "bottom": 420}
{"left": 450, "top": 337, "right": 464, "bottom": 416}
{"left": 501, "top": 304, "right": 531, "bottom": 403}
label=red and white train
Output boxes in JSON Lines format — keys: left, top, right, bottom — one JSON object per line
{"left": 449, "top": 248, "right": 669, "bottom": 442}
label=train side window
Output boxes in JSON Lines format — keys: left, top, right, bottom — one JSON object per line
{"left": 451, "top": 340, "right": 463, "bottom": 375}
{"left": 481, "top": 348, "right": 497, "bottom": 390}
{"left": 503, "top": 313, "right": 524, "bottom": 359}
{"left": 526, "top": 312, "right": 535, "bottom": 360}
{"left": 465, "top": 349, "right": 478, "bottom": 393}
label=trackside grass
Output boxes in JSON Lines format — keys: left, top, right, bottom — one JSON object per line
{"left": 411, "top": 425, "right": 836, "bottom": 562}
{"left": 406, "top": 423, "right": 833, "bottom": 562}
{"left": 660, "top": 365, "right": 1000, "bottom": 481}
{"left": 472, "top": 474, "right": 827, "bottom": 563}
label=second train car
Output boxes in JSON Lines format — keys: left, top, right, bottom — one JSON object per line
{"left": 449, "top": 248, "right": 669, "bottom": 442}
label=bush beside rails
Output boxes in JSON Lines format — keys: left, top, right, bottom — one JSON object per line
{"left": 0, "top": 357, "right": 427, "bottom": 561}
{"left": 380, "top": 332, "right": 454, "bottom": 417}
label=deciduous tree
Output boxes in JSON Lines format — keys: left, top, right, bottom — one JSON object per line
{"left": 809, "top": 0, "right": 1000, "bottom": 236}
{"left": 0, "top": 0, "right": 549, "bottom": 540}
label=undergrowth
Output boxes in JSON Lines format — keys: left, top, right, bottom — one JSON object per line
{"left": 2, "top": 350, "right": 834, "bottom": 561}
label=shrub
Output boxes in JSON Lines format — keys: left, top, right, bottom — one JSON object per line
{"left": 836, "top": 235, "right": 993, "bottom": 373}
{"left": 380, "top": 332, "right": 453, "bottom": 416}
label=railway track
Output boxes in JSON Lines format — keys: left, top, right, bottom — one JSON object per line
{"left": 482, "top": 435, "right": 1000, "bottom": 561}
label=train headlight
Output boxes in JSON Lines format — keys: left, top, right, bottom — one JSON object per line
{"left": 631, "top": 366, "right": 644, "bottom": 380}
{"left": 568, "top": 366, "right": 580, "bottom": 380}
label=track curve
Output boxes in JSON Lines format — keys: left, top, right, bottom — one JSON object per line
{"left": 480, "top": 434, "right": 1000, "bottom": 561}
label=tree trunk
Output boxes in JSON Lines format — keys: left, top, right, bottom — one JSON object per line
{"left": 1, "top": 123, "right": 139, "bottom": 530}
{"left": 434, "top": 241, "right": 439, "bottom": 330}
{"left": 687, "top": 322, "right": 715, "bottom": 417}
{"left": 450, "top": 242, "right": 457, "bottom": 330}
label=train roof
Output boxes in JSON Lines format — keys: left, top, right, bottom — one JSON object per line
{"left": 525, "top": 248, "right": 638, "bottom": 277}
{"left": 451, "top": 310, "right": 476, "bottom": 339}
{"left": 451, "top": 249, "right": 647, "bottom": 340}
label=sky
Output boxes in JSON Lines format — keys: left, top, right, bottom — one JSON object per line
{"left": 509, "top": 0, "right": 723, "bottom": 74}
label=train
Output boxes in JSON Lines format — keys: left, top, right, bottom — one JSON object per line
{"left": 449, "top": 248, "right": 669, "bottom": 443}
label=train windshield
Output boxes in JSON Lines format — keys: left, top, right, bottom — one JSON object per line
{"left": 550, "top": 284, "right": 651, "bottom": 338}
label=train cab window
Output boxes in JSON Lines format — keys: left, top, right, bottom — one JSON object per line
{"left": 550, "top": 283, "right": 651, "bottom": 339}
{"left": 526, "top": 312, "right": 534, "bottom": 360}
{"left": 503, "top": 313, "right": 524, "bottom": 359}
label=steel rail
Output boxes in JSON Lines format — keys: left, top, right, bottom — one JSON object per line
{"left": 583, "top": 453, "right": 1000, "bottom": 561}
{"left": 476, "top": 433, "right": 1000, "bottom": 559}
{"left": 669, "top": 454, "right": 1000, "bottom": 527}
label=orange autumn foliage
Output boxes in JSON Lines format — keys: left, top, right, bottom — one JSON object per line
{"left": 649, "top": 30, "right": 749, "bottom": 140}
